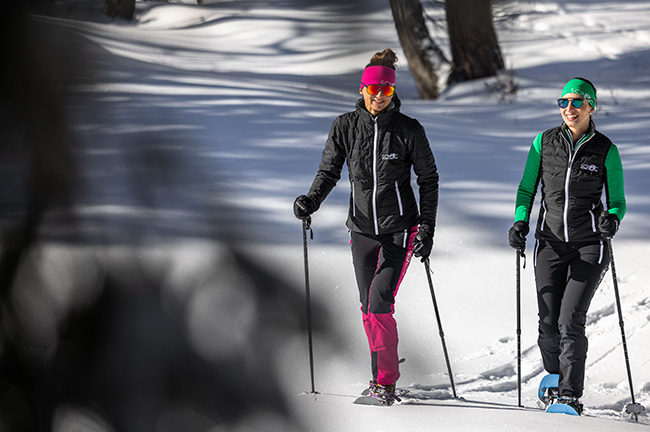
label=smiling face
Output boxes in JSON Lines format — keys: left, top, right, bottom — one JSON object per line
{"left": 560, "top": 92, "right": 594, "bottom": 138}
{"left": 360, "top": 86, "right": 393, "bottom": 116}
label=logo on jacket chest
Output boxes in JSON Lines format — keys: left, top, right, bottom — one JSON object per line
{"left": 381, "top": 153, "right": 399, "bottom": 161}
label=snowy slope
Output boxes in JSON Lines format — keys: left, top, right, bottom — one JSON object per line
{"left": 44, "top": 0, "right": 650, "bottom": 430}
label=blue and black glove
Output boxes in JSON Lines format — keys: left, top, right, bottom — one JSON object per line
{"left": 508, "top": 221, "right": 529, "bottom": 251}
{"left": 598, "top": 211, "right": 619, "bottom": 239}
{"left": 413, "top": 224, "right": 434, "bottom": 262}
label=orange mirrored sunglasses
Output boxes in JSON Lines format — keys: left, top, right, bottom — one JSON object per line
{"left": 363, "top": 84, "right": 395, "bottom": 97}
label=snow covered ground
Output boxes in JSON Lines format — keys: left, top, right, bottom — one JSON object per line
{"left": 18, "top": 0, "right": 650, "bottom": 430}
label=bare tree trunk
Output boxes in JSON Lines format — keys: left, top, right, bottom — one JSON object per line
{"left": 389, "top": 0, "right": 448, "bottom": 99}
{"left": 103, "top": 0, "right": 135, "bottom": 21}
{"left": 445, "top": 0, "right": 504, "bottom": 84}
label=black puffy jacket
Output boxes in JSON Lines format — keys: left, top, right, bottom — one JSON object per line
{"left": 307, "top": 96, "right": 439, "bottom": 236}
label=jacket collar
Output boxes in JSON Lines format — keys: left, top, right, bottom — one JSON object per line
{"left": 560, "top": 119, "right": 596, "bottom": 146}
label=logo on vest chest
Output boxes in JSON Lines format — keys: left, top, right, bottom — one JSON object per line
{"left": 580, "top": 163, "right": 599, "bottom": 172}
{"left": 381, "top": 153, "right": 399, "bottom": 160}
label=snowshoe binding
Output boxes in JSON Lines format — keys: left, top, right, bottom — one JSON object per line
{"left": 546, "top": 396, "right": 583, "bottom": 416}
{"left": 354, "top": 383, "right": 401, "bottom": 406}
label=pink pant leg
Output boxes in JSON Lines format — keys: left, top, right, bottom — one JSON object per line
{"left": 362, "top": 311, "right": 400, "bottom": 385}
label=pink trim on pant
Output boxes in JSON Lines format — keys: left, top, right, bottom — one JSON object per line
{"left": 362, "top": 227, "right": 417, "bottom": 385}
{"left": 390, "top": 228, "right": 417, "bottom": 313}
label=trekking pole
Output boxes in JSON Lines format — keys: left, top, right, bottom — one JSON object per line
{"left": 606, "top": 238, "right": 645, "bottom": 421}
{"left": 515, "top": 249, "right": 525, "bottom": 408}
{"left": 302, "top": 217, "right": 317, "bottom": 394}
{"left": 424, "top": 258, "right": 457, "bottom": 398}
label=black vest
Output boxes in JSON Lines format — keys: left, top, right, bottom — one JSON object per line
{"left": 537, "top": 125, "right": 612, "bottom": 243}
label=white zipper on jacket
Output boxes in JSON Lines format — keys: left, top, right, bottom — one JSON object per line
{"left": 372, "top": 117, "right": 380, "bottom": 235}
{"left": 561, "top": 130, "right": 595, "bottom": 242}
{"left": 562, "top": 160, "right": 572, "bottom": 242}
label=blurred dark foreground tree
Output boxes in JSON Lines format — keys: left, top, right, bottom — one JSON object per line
{"left": 103, "top": 0, "right": 135, "bottom": 20}
{"left": 0, "top": 3, "right": 329, "bottom": 431}
{"left": 21, "top": 0, "right": 136, "bottom": 20}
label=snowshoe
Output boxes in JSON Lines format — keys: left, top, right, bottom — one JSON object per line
{"left": 546, "top": 396, "right": 583, "bottom": 416}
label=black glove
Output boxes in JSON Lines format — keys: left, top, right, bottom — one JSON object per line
{"left": 598, "top": 211, "right": 619, "bottom": 239}
{"left": 293, "top": 195, "right": 318, "bottom": 220}
{"left": 413, "top": 224, "right": 434, "bottom": 262}
{"left": 508, "top": 221, "right": 529, "bottom": 250}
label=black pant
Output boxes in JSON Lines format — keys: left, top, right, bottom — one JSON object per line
{"left": 534, "top": 239, "right": 609, "bottom": 398}
{"left": 350, "top": 228, "right": 417, "bottom": 384}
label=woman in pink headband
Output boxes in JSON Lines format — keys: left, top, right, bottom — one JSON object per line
{"left": 294, "top": 49, "right": 439, "bottom": 405}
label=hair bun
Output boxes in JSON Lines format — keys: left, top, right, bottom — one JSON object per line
{"left": 368, "top": 49, "right": 398, "bottom": 70}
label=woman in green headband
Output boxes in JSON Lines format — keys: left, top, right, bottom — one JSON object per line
{"left": 507, "top": 77, "right": 626, "bottom": 415}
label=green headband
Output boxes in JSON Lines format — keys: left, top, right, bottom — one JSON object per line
{"left": 561, "top": 79, "right": 596, "bottom": 108}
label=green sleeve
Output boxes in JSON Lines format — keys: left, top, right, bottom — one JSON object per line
{"left": 514, "top": 134, "right": 543, "bottom": 223}
{"left": 605, "top": 144, "right": 626, "bottom": 221}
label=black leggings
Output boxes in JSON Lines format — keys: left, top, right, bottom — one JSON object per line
{"left": 534, "top": 239, "right": 609, "bottom": 398}
{"left": 350, "top": 229, "right": 416, "bottom": 315}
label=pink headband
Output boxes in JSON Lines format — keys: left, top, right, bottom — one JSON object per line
{"left": 360, "top": 66, "right": 396, "bottom": 90}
